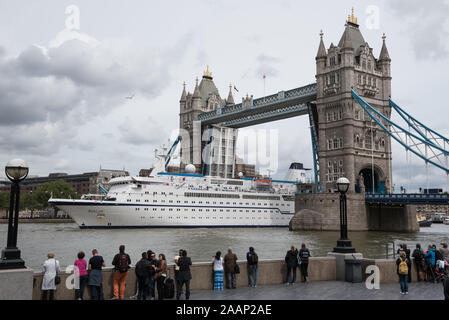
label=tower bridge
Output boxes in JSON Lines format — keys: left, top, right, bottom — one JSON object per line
{"left": 176, "top": 10, "right": 449, "bottom": 231}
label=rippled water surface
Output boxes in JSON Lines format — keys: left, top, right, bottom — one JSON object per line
{"left": 0, "top": 223, "right": 448, "bottom": 269}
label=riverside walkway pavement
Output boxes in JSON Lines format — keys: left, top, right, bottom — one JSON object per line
{"left": 187, "top": 281, "right": 445, "bottom": 300}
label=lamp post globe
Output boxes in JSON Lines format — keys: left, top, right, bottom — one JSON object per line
{"left": 333, "top": 177, "right": 356, "bottom": 254}
{"left": 0, "top": 159, "right": 28, "bottom": 269}
{"left": 336, "top": 177, "right": 350, "bottom": 194}
{"left": 5, "top": 159, "right": 29, "bottom": 182}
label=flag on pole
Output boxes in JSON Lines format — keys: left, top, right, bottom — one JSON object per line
{"left": 233, "top": 85, "right": 239, "bottom": 92}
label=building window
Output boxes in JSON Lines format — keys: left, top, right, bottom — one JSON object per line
{"left": 333, "top": 139, "right": 339, "bottom": 149}
{"left": 365, "top": 132, "right": 372, "bottom": 149}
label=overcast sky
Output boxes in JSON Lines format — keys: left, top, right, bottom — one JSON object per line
{"left": 0, "top": 0, "right": 448, "bottom": 192}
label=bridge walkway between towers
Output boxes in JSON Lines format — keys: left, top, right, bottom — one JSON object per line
{"left": 365, "top": 193, "right": 449, "bottom": 205}
{"left": 198, "top": 83, "right": 317, "bottom": 128}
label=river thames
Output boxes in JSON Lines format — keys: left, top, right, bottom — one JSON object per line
{"left": 1, "top": 223, "right": 448, "bottom": 270}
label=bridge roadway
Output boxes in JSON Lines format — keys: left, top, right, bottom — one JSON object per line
{"left": 198, "top": 83, "right": 317, "bottom": 128}
{"left": 365, "top": 193, "right": 449, "bottom": 205}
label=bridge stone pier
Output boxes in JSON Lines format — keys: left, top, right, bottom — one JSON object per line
{"left": 290, "top": 193, "right": 419, "bottom": 232}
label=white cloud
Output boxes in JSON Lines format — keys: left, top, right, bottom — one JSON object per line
{"left": 0, "top": 35, "right": 190, "bottom": 157}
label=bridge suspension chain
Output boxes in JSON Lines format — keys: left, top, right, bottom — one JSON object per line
{"left": 351, "top": 90, "right": 449, "bottom": 180}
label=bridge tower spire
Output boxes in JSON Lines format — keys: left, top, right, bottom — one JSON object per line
{"left": 315, "top": 10, "right": 393, "bottom": 194}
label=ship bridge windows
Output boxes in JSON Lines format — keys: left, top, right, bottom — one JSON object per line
{"left": 242, "top": 195, "right": 280, "bottom": 201}
{"left": 226, "top": 180, "right": 243, "bottom": 186}
{"left": 184, "top": 192, "right": 240, "bottom": 199}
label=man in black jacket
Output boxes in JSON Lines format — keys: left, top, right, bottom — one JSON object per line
{"left": 412, "top": 243, "right": 425, "bottom": 282}
{"left": 246, "top": 247, "right": 258, "bottom": 287}
{"left": 135, "top": 252, "right": 152, "bottom": 300}
{"left": 175, "top": 250, "right": 192, "bottom": 300}
{"left": 285, "top": 245, "right": 298, "bottom": 285}
{"left": 298, "top": 243, "right": 311, "bottom": 283}
{"left": 147, "top": 251, "right": 159, "bottom": 300}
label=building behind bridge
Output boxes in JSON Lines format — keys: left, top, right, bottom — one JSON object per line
{"left": 0, "top": 169, "right": 129, "bottom": 196}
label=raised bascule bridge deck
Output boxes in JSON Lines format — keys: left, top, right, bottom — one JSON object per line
{"left": 198, "top": 83, "right": 317, "bottom": 128}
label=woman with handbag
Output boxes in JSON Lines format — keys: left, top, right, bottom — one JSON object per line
{"left": 154, "top": 253, "right": 168, "bottom": 300}
{"left": 41, "top": 252, "right": 60, "bottom": 300}
{"left": 224, "top": 248, "right": 238, "bottom": 289}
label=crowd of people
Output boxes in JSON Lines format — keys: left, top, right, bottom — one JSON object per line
{"left": 395, "top": 242, "right": 449, "bottom": 296}
{"left": 40, "top": 241, "right": 448, "bottom": 300}
{"left": 40, "top": 244, "right": 311, "bottom": 300}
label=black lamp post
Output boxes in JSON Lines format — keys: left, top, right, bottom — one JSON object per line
{"left": 333, "top": 177, "right": 356, "bottom": 253}
{"left": 0, "top": 159, "right": 29, "bottom": 269}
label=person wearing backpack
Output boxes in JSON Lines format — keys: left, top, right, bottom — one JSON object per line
{"left": 396, "top": 251, "right": 411, "bottom": 295}
{"left": 402, "top": 244, "right": 412, "bottom": 283}
{"left": 111, "top": 245, "right": 131, "bottom": 300}
{"left": 412, "top": 243, "right": 425, "bottom": 282}
{"left": 246, "top": 247, "right": 258, "bottom": 288}
{"left": 298, "top": 243, "right": 311, "bottom": 283}
{"left": 135, "top": 252, "right": 152, "bottom": 300}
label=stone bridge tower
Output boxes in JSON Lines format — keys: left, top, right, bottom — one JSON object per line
{"left": 179, "top": 67, "right": 236, "bottom": 175}
{"left": 315, "top": 10, "right": 392, "bottom": 193}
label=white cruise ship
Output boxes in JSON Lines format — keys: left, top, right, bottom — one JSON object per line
{"left": 49, "top": 149, "right": 304, "bottom": 229}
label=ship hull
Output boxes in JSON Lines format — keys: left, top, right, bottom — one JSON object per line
{"left": 50, "top": 200, "right": 294, "bottom": 229}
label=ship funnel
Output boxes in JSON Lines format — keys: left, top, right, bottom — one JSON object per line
{"left": 284, "top": 162, "right": 310, "bottom": 183}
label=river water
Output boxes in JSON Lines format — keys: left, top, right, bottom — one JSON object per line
{"left": 1, "top": 223, "right": 448, "bottom": 270}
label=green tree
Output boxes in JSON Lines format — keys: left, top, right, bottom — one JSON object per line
{"left": 0, "top": 191, "right": 10, "bottom": 218}
{"left": 20, "top": 192, "right": 41, "bottom": 218}
{"left": 34, "top": 180, "right": 79, "bottom": 217}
